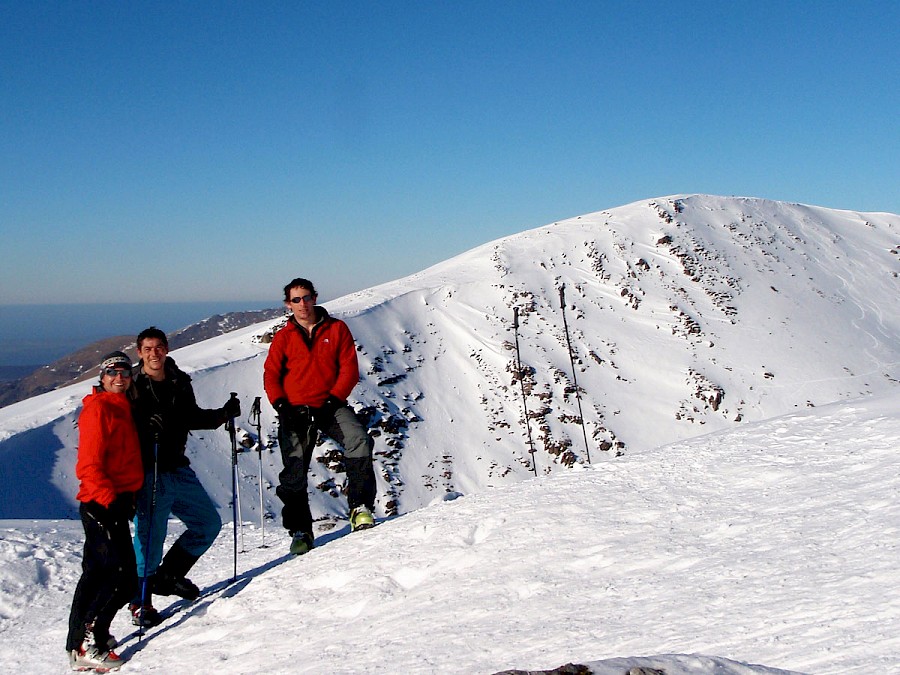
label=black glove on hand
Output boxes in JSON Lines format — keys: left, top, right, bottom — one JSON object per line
{"left": 84, "top": 500, "right": 113, "bottom": 528}
{"left": 274, "top": 398, "right": 312, "bottom": 430}
{"left": 315, "top": 395, "right": 345, "bottom": 425}
{"left": 273, "top": 398, "right": 291, "bottom": 420}
{"left": 85, "top": 494, "right": 134, "bottom": 528}
{"left": 110, "top": 492, "right": 137, "bottom": 522}
{"left": 223, "top": 395, "right": 241, "bottom": 419}
{"left": 324, "top": 395, "right": 345, "bottom": 415}
{"left": 148, "top": 413, "right": 165, "bottom": 438}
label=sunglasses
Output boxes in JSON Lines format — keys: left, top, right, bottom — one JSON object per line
{"left": 103, "top": 368, "right": 132, "bottom": 378}
{"left": 290, "top": 295, "right": 315, "bottom": 304}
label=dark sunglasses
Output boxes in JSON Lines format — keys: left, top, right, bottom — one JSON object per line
{"left": 290, "top": 295, "right": 315, "bottom": 304}
{"left": 103, "top": 368, "right": 132, "bottom": 378}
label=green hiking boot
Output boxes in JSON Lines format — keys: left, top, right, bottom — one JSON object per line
{"left": 289, "top": 531, "right": 314, "bottom": 556}
{"left": 350, "top": 506, "right": 375, "bottom": 531}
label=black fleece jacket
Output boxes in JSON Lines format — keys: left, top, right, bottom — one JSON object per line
{"left": 131, "top": 356, "right": 226, "bottom": 472}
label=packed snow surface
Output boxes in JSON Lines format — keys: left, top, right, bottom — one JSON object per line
{"left": 1, "top": 391, "right": 898, "bottom": 673}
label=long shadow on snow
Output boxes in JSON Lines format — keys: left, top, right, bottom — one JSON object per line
{"left": 118, "top": 516, "right": 391, "bottom": 656}
{"left": 118, "top": 556, "right": 284, "bottom": 656}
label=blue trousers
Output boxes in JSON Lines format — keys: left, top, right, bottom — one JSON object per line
{"left": 132, "top": 465, "right": 222, "bottom": 578}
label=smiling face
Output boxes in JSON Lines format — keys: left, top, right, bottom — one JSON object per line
{"left": 101, "top": 367, "right": 132, "bottom": 394}
{"left": 137, "top": 337, "right": 169, "bottom": 381}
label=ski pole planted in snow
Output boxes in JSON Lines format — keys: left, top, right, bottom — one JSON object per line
{"left": 225, "top": 392, "right": 241, "bottom": 580}
{"left": 513, "top": 307, "right": 538, "bottom": 476}
{"left": 558, "top": 285, "right": 592, "bottom": 464}
{"left": 249, "top": 396, "right": 267, "bottom": 548}
{"left": 138, "top": 438, "right": 159, "bottom": 641}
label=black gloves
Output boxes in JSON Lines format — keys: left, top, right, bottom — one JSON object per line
{"left": 272, "top": 396, "right": 344, "bottom": 428}
{"left": 110, "top": 491, "right": 137, "bottom": 521}
{"left": 222, "top": 395, "right": 241, "bottom": 420}
{"left": 273, "top": 398, "right": 314, "bottom": 429}
{"left": 315, "top": 395, "right": 345, "bottom": 424}
{"left": 85, "top": 492, "right": 136, "bottom": 528}
{"left": 273, "top": 398, "right": 291, "bottom": 419}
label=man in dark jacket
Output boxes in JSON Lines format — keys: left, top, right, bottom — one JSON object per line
{"left": 263, "top": 278, "right": 377, "bottom": 556}
{"left": 128, "top": 327, "right": 239, "bottom": 627}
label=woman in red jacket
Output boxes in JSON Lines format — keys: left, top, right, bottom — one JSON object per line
{"left": 66, "top": 351, "right": 144, "bottom": 672}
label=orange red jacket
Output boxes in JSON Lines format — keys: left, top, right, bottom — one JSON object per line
{"left": 75, "top": 388, "right": 144, "bottom": 507}
{"left": 263, "top": 310, "right": 360, "bottom": 408}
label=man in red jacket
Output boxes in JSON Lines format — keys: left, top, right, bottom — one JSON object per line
{"left": 264, "top": 277, "right": 376, "bottom": 555}
{"left": 66, "top": 351, "right": 144, "bottom": 672}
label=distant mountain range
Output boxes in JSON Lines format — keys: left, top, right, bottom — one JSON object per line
{"left": 0, "top": 308, "right": 285, "bottom": 408}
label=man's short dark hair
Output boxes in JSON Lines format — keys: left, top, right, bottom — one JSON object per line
{"left": 137, "top": 326, "right": 169, "bottom": 349}
{"left": 283, "top": 278, "right": 317, "bottom": 302}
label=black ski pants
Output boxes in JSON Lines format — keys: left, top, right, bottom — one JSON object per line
{"left": 66, "top": 502, "right": 137, "bottom": 652}
{"left": 276, "top": 404, "right": 376, "bottom": 536}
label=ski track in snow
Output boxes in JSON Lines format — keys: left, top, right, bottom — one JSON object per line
{"left": 1, "top": 393, "right": 898, "bottom": 674}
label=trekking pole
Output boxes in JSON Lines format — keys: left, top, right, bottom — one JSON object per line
{"left": 138, "top": 439, "right": 159, "bottom": 642}
{"left": 225, "top": 392, "right": 240, "bottom": 580}
{"left": 249, "top": 396, "right": 267, "bottom": 548}
{"left": 513, "top": 307, "right": 538, "bottom": 477}
{"left": 558, "top": 285, "right": 592, "bottom": 464}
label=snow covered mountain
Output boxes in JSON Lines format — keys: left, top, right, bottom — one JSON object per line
{"left": 0, "top": 194, "right": 897, "bottom": 524}
{"left": 0, "top": 194, "right": 898, "bottom": 673}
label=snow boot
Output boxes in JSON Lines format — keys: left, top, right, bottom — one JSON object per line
{"left": 153, "top": 542, "right": 201, "bottom": 600}
{"left": 153, "top": 574, "right": 200, "bottom": 600}
{"left": 83, "top": 622, "right": 117, "bottom": 652}
{"left": 349, "top": 505, "right": 375, "bottom": 531}
{"left": 70, "top": 627, "right": 125, "bottom": 672}
{"left": 289, "top": 531, "right": 314, "bottom": 556}
{"left": 129, "top": 603, "right": 162, "bottom": 628}
{"left": 69, "top": 646, "right": 125, "bottom": 672}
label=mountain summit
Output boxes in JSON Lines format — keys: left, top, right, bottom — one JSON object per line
{"left": 333, "top": 194, "right": 898, "bottom": 512}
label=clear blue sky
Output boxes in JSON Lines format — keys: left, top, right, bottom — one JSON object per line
{"left": 2, "top": 1, "right": 897, "bottom": 305}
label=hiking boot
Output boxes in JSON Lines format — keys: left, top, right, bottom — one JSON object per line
{"left": 129, "top": 602, "right": 162, "bottom": 628}
{"left": 153, "top": 572, "right": 200, "bottom": 600}
{"left": 83, "top": 622, "right": 117, "bottom": 651}
{"left": 349, "top": 506, "right": 375, "bottom": 531}
{"left": 154, "top": 543, "right": 201, "bottom": 600}
{"left": 69, "top": 645, "right": 124, "bottom": 672}
{"left": 289, "top": 531, "right": 314, "bottom": 556}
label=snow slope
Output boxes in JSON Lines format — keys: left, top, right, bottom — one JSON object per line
{"left": 1, "top": 391, "right": 897, "bottom": 673}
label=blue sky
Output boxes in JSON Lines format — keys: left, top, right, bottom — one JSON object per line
{"left": 2, "top": 1, "right": 897, "bottom": 305}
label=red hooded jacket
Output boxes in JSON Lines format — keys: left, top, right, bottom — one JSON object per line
{"left": 263, "top": 309, "right": 360, "bottom": 408}
{"left": 75, "top": 388, "right": 144, "bottom": 507}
